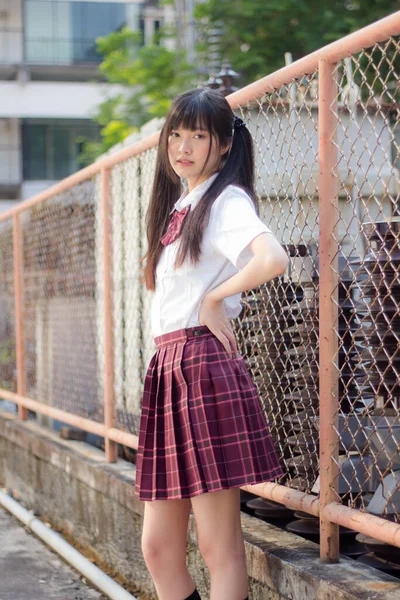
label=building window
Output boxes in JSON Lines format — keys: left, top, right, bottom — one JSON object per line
{"left": 24, "top": 1, "right": 131, "bottom": 64}
{"left": 71, "top": 2, "right": 126, "bottom": 63}
{"left": 22, "top": 119, "right": 101, "bottom": 180}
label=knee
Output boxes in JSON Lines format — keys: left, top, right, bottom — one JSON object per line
{"left": 198, "top": 535, "right": 246, "bottom": 571}
{"left": 142, "top": 532, "right": 186, "bottom": 576}
{"left": 141, "top": 533, "right": 168, "bottom": 571}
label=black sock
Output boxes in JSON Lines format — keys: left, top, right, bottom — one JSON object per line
{"left": 184, "top": 588, "right": 201, "bottom": 600}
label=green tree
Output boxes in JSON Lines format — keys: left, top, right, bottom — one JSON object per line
{"left": 80, "top": 27, "right": 196, "bottom": 163}
{"left": 195, "top": 0, "right": 400, "bottom": 84}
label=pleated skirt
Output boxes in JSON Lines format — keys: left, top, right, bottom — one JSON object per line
{"left": 134, "top": 325, "right": 284, "bottom": 501}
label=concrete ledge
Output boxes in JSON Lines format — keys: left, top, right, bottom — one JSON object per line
{"left": 1, "top": 412, "right": 400, "bottom": 600}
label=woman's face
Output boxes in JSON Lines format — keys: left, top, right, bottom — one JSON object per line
{"left": 167, "top": 125, "right": 229, "bottom": 191}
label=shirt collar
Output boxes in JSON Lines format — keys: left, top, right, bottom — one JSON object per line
{"left": 169, "top": 172, "right": 219, "bottom": 215}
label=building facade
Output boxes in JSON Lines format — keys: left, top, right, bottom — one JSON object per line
{"left": 0, "top": 0, "right": 170, "bottom": 212}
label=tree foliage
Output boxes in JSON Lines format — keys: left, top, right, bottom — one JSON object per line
{"left": 195, "top": 0, "right": 400, "bottom": 83}
{"left": 80, "top": 27, "right": 196, "bottom": 162}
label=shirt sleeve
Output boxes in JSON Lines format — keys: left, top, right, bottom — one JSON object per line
{"left": 209, "top": 187, "right": 273, "bottom": 269}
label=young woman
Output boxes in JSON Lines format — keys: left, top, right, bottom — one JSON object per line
{"left": 135, "top": 87, "right": 288, "bottom": 600}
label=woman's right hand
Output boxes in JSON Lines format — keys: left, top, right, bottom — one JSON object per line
{"left": 199, "top": 293, "right": 238, "bottom": 357}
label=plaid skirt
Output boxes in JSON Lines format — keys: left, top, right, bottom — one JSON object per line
{"left": 134, "top": 325, "right": 284, "bottom": 501}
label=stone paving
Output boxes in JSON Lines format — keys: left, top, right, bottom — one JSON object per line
{"left": 0, "top": 506, "right": 107, "bottom": 600}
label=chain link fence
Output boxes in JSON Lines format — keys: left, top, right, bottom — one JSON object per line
{"left": 328, "top": 40, "right": 400, "bottom": 521}
{"left": 0, "top": 218, "right": 16, "bottom": 394}
{"left": 22, "top": 180, "right": 102, "bottom": 421}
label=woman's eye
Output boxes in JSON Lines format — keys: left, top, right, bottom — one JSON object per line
{"left": 170, "top": 132, "right": 179, "bottom": 138}
{"left": 194, "top": 134, "right": 205, "bottom": 139}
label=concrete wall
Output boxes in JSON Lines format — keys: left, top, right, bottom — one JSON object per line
{"left": 1, "top": 412, "right": 400, "bottom": 600}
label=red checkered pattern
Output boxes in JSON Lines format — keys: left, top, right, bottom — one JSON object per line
{"left": 135, "top": 326, "right": 284, "bottom": 500}
{"left": 160, "top": 205, "right": 190, "bottom": 246}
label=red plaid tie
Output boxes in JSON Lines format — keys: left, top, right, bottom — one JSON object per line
{"left": 160, "top": 205, "right": 190, "bottom": 246}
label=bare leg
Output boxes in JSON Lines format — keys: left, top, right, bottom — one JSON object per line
{"left": 191, "top": 488, "right": 248, "bottom": 600}
{"left": 141, "top": 498, "right": 196, "bottom": 600}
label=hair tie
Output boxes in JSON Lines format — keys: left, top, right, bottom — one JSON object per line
{"left": 233, "top": 115, "right": 245, "bottom": 130}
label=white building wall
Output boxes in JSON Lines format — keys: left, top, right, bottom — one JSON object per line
{"left": 0, "top": 81, "right": 126, "bottom": 119}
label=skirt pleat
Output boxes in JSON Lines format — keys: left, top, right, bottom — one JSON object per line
{"left": 151, "top": 347, "right": 164, "bottom": 494}
{"left": 135, "top": 326, "right": 284, "bottom": 501}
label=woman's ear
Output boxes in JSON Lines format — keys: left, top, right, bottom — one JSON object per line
{"left": 220, "top": 141, "right": 231, "bottom": 156}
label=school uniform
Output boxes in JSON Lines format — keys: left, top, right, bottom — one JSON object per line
{"left": 134, "top": 173, "right": 284, "bottom": 501}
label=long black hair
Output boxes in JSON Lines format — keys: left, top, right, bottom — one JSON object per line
{"left": 142, "top": 87, "right": 259, "bottom": 291}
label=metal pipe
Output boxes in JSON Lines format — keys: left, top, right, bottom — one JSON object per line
{"left": 0, "top": 489, "right": 137, "bottom": 600}
{"left": 101, "top": 168, "right": 117, "bottom": 463}
{"left": 107, "top": 427, "right": 139, "bottom": 448}
{"left": 323, "top": 502, "right": 400, "bottom": 548}
{"left": 0, "top": 389, "right": 139, "bottom": 450}
{"left": 241, "top": 483, "right": 400, "bottom": 549}
{"left": 0, "top": 389, "right": 105, "bottom": 437}
{"left": 318, "top": 57, "right": 340, "bottom": 562}
{"left": 241, "top": 482, "right": 320, "bottom": 516}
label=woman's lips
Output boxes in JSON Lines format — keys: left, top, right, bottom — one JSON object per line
{"left": 177, "top": 160, "right": 194, "bottom": 165}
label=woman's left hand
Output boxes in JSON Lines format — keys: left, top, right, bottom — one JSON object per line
{"left": 198, "top": 293, "right": 238, "bottom": 357}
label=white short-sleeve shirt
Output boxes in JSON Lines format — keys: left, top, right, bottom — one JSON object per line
{"left": 150, "top": 173, "right": 273, "bottom": 338}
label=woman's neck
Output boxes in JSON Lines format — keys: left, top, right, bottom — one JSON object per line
{"left": 186, "top": 170, "right": 219, "bottom": 192}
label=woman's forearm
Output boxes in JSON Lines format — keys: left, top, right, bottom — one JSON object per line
{"left": 207, "top": 252, "right": 289, "bottom": 303}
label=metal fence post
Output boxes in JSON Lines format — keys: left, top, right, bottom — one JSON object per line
{"left": 13, "top": 213, "right": 28, "bottom": 421}
{"left": 102, "top": 167, "right": 118, "bottom": 463}
{"left": 318, "top": 57, "right": 340, "bottom": 562}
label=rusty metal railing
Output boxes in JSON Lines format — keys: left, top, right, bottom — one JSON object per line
{"left": 1, "top": 11, "right": 400, "bottom": 562}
